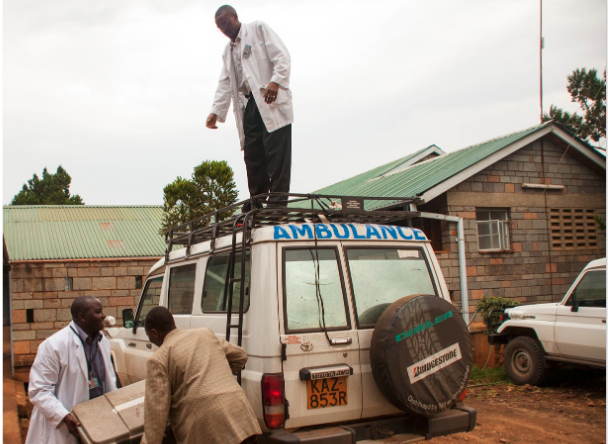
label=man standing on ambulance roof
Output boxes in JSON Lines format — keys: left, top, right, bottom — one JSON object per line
{"left": 206, "top": 5, "right": 292, "bottom": 211}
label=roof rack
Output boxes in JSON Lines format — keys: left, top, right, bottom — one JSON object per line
{"left": 164, "top": 193, "right": 420, "bottom": 257}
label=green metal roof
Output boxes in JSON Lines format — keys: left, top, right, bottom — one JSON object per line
{"left": 3, "top": 206, "right": 166, "bottom": 261}
{"left": 314, "top": 145, "right": 444, "bottom": 198}
{"left": 314, "top": 122, "right": 554, "bottom": 209}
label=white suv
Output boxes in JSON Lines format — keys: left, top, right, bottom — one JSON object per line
{"left": 106, "top": 195, "right": 476, "bottom": 442}
{"left": 490, "top": 257, "right": 606, "bottom": 385}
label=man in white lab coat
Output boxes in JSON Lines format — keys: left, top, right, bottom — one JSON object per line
{"left": 25, "top": 296, "right": 117, "bottom": 444}
{"left": 206, "top": 5, "right": 293, "bottom": 211}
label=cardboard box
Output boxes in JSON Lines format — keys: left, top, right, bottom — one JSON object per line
{"left": 72, "top": 381, "right": 145, "bottom": 444}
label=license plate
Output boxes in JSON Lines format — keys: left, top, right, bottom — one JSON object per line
{"left": 306, "top": 377, "right": 347, "bottom": 409}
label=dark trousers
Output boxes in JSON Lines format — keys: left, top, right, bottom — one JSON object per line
{"left": 243, "top": 95, "right": 291, "bottom": 207}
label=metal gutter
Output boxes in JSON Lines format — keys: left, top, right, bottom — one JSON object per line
{"left": 10, "top": 256, "right": 162, "bottom": 264}
{"left": 415, "top": 208, "right": 470, "bottom": 327}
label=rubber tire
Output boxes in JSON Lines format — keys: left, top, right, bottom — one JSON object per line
{"left": 370, "top": 294, "right": 473, "bottom": 417}
{"left": 504, "top": 336, "right": 546, "bottom": 386}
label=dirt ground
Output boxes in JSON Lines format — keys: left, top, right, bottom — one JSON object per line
{"left": 431, "top": 367, "right": 606, "bottom": 444}
{"left": 16, "top": 367, "right": 606, "bottom": 444}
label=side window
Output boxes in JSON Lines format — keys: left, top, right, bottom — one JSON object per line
{"left": 565, "top": 269, "right": 606, "bottom": 308}
{"left": 168, "top": 264, "right": 197, "bottom": 315}
{"left": 202, "top": 251, "right": 251, "bottom": 313}
{"left": 284, "top": 248, "right": 349, "bottom": 332}
{"left": 135, "top": 277, "right": 163, "bottom": 327}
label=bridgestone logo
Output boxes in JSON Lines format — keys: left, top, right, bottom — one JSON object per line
{"left": 407, "top": 343, "right": 462, "bottom": 384}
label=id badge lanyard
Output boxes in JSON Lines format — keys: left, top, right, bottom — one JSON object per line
{"left": 70, "top": 326, "right": 100, "bottom": 390}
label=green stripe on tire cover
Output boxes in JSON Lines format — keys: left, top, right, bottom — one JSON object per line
{"left": 370, "top": 294, "right": 473, "bottom": 417}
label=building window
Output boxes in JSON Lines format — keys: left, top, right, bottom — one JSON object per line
{"left": 65, "top": 277, "right": 73, "bottom": 291}
{"left": 135, "top": 276, "right": 143, "bottom": 289}
{"left": 476, "top": 209, "right": 510, "bottom": 251}
{"left": 550, "top": 209, "right": 598, "bottom": 250}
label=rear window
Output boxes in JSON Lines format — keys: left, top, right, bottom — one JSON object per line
{"left": 283, "top": 248, "right": 350, "bottom": 332}
{"left": 345, "top": 248, "right": 437, "bottom": 327}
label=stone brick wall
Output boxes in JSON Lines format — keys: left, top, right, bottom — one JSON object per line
{"left": 10, "top": 258, "right": 159, "bottom": 368}
{"left": 422, "top": 137, "right": 606, "bottom": 319}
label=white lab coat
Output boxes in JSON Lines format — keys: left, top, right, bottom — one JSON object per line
{"left": 25, "top": 322, "right": 117, "bottom": 444}
{"left": 210, "top": 21, "right": 293, "bottom": 149}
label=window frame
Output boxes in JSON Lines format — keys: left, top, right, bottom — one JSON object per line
{"left": 281, "top": 246, "right": 352, "bottom": 334}
{"left": 134, "top": 274, "right": 164, "bottom": 327}
{"left": 200, "top": 249, "right": 251, "bottom": 314}
{"left": 564, "top": 268, "right": 607, "bottom": 308}
{"left": 476, "top": 208, "right": 511, "bottom": 252}
{"left": 343, "top": 246, "right": 439, "bottom": 329}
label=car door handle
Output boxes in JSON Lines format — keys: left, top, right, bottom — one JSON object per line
{"left": 128, "top": 342, "right": 136, "bottom": 347}
{"left": 602, "top": 320, "right": 606, "bottom": 324}
{"left": 329, "top": 337, "right": 352, "bottom": 346}
{"left": 146, "top": 343, "right": 152, "bottom": 349}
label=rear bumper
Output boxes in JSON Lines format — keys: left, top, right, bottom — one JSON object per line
{"left": 262, "top": 403, "right": 476, "bottom": 443}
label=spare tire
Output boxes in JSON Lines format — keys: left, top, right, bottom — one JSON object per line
{"left": 370, "top": 294, "right": 472, "bottom": 417}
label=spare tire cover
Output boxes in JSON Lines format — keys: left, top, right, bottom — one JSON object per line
{"left": 370, "top": 294, "right": 472, "bottom": 417}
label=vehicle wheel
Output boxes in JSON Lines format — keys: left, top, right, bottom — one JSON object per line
{"left": 504, "top": 336, "right": 546, "bottom": 386}
{"left": 370, "top": 294, "right": 473, "bottom": 417}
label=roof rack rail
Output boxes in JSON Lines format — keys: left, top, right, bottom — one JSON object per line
{"left": 164, "top": 193, "right": 421, "bottom": 259}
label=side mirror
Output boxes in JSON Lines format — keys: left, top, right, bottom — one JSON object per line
{"left": 123, "top": 308, "right": 135, "bottom": 329}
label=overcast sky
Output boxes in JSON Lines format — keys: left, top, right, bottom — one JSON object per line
{"left": 3, "top": 0, "right": 606, "bottom": 206}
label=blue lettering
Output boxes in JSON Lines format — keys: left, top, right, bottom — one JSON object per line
{"left": 274, "top": 226, "right": 291, "bottom": 240}
{"left": 397, "top": 227, "right": 414, "bottom": 240}
{"left": 315, "top": 224, "right": 332, "bottom": 239}
{"left": 348, "top": 224, "right": 366, "bottom": 239}
{"left": 290, "top": 225, "right": 313, "bottom": 239}
{"left": 380, "top": 226, "right": 398, "bottom": 240}
{"left": 331, "top": 224, "right": 350, "bottom": 239}
{"left": 413, "top": 229, "right": 427, "bottom": 240}
{"left": 366, "top": 225, "right": 382, "bottom": 239}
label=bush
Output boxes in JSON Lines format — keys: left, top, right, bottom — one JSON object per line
{"left": 477, "top": 297, "right": 521, "bottom": 332}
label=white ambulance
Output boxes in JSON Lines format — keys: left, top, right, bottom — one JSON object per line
{"left": 106, "top": 195, "right": 476, "bottom": 442}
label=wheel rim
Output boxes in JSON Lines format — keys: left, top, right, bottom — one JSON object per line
{"left": 511, "top": 349, "right": 534, "bottom": 377}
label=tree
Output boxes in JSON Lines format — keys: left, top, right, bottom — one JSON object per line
{"left": 543, "top": 68, "right": 606, "bottom": 144}
{"left": 159, "top": 160, "right": 239, "bottom": 235}
{"left": 11, "top": 166, "right": 84, "bottom": 205}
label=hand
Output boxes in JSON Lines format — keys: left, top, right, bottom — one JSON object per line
{"left": 263, "top": 82, "right": 280, "bottom": 104}
{"left": 206, "top": 113, "right": 218, "bottom": 129}
{"left": 63, "top": 413, "right": 81, "bottom": 438}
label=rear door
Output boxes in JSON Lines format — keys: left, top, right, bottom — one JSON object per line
{"left": 555, "top": 268, "right": 606, "bottom": 362}
{"left": 343, "top": 244, "right": 442, "bottom": 418}
{"left": 279, "top": 243, "right": 363, "bottom": 428}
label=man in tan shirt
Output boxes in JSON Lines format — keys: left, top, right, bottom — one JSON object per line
{"left": 141, "top": 307, "right": 261, "bottom": 444}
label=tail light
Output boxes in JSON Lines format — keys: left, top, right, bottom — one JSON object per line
{"left": 262, "top": 373, "right": 285, "bottom": 429}
{"left": 458, "top": 388, "right": 467, "bottom": 402}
